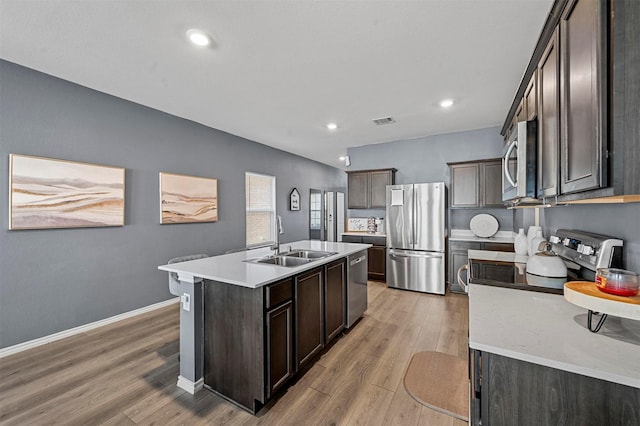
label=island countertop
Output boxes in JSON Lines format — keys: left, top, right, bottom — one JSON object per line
{"left": 158, "top": 240, "right": 371, "bottom": 289}
{"left": 469, "top": 283, "right": 640, "bottom": 388}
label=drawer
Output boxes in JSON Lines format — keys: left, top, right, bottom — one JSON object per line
{"left": 483, "top": 242, "right": 514, "bottom": 252}
{"left": 341, "top": 235, "right": 363, "bottom": 243}
{"left": 265, "top": 278, "right": 293, "bottom": 309}
{"left": 362, "top": 236, "right": 386, "bottom": 246}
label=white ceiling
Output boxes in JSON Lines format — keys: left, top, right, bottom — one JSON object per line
{"left": 0, "top": 0, "right": 553, "bottom": 169}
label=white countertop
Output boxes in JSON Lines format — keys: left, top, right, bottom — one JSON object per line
{"left": 342, "top": 231, "right": 387, "bottom": 237}
{"left": 449, "top": 229, "right": 515, "bottom": 244}
{"left": 469, "top": 283, "right": 640, "bottom": 388}
{"left": 468, "top": 249, "right": 529, "bottom": 264}
{"left": 158, "top": 240, "right": 371, "bottom": 289}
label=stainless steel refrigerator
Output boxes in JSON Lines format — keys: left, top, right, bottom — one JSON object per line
{"left": 386, "top": 182, "right": 445, "bottom": 294}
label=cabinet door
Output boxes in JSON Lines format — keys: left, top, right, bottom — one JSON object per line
{"left": 537, "top": 27, "right": 560, "bottom": 199}
{"left": 295, "top": 268, "right": 324, "bottom": 369}
{"left": 324, "top": 260, "right": 346, "bottom": 343}
{"left": 449, "top": 251, "right": 470, "bottom": 293}
{"left": 347, "top": 172, "right": 369, "bottom": 209}
{"left": 560, "top": 0, "right": 606, "bottom": 194}
{"left": 515, "top": 98, "right": 526, "bottom": 123}
{"left": 481, "top": 161, "right": 504, "bottom": 207}
{"left": 367, "top": 245, "right": 386, "bottom": 281}
{"left": 266, "top": 301, "right": 293, "bottom": 397}
{"left": 369, "top": 170, "right": 393, "bottom": 208}
{"left": 450, "top": 164, "right": 479, "bottom": 208}
{"left": 525, "top": 71, "right": 537, "bottom": 120}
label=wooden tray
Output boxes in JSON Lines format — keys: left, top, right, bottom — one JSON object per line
{"left": 564, "top": 281, "right": 640, "bottom": 321}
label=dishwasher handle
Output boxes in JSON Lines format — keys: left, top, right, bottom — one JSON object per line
{"left": 350, "top": 255, "right": 366, "bottom": 266}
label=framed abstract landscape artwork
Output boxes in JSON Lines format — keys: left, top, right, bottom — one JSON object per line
{"left": 9, "top": 154, "right": 125, "bottom": 230}
{"left": 159, "top": 172, "right": 218, "bottom": 224}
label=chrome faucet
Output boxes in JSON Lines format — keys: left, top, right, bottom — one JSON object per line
{"left": 270, "top": 215, "right": 284, "bottom": 255}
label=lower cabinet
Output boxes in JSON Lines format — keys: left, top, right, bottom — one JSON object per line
{"left": 470, "top": 349, "right": 640, "bottom": 426}
{"left": 324, "top": 259, "right": 346, "bottom": 343}
{"left": 295, "top": 267, "right": 324, "bottom": 369}
{"left": 448, "top": 241, "right": 513, "bottom": 293}
{"left": 266, "top": 301, "right": 293, "bottom": 397}
{"left": 203, "top": 260, "right": 346, "bottom": 413}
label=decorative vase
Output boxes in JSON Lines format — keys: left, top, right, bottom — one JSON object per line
{"left": 527, "top": 226, "right": 543, "bottom": 256}
{"left": 514, "top": 228, "right": 528, "bottom": 255}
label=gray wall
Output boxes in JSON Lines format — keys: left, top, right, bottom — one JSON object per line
{"left": 0, "top": 60, "right": 345, "bottom": 348}
{"left": 346, "top": 126, "right": 514, "bottom": 231}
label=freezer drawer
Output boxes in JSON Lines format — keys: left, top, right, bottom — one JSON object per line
{"left": 387, "top": 249, "right": 445, "bottom": 294}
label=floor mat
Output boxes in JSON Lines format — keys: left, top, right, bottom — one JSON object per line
{"left": 404, "top": 351, "right": 469, "bottom": 421}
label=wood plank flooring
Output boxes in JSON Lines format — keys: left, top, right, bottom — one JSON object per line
{"left": 0, "top": 281, "right": 469, "bottom": 425}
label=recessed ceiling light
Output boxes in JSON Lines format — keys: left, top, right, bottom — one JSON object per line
{"left": 186, "top": 29, "right": 212, "bottom": 47}
{"left": 440, "top": 99, "right": 454, "bottom": 108}
{"left": 326, "top": 122, "right": 339, "bottom": 131}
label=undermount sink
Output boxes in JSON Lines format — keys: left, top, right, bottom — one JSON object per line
{"left": 244, "top": 250, "right": 337, "bottom": 267}
{"left": 245, "top": 255, "right": 313, "bottom": 267}
{"left": 283, "top": 250, "right": 337, "bottom": 259}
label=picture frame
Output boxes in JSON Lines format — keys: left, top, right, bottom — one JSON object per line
{"left": 9, "top": 154, "right": 125, "bottom": 230}
{"left": 289, "top": 187, "right": 300, "bottom": 211}
{"left": 159, "top": 172, "right": 218, "bottom": 224}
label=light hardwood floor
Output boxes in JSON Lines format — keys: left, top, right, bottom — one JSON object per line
{"left": 0, "top": 281, "right": 469, "bottom": 425}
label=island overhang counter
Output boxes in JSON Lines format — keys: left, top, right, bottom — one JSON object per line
{"left": 158, "top": 240, "right": 371, "bottom": 412}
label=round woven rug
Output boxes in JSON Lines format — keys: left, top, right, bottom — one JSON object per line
{"left": 404, "top": 351, "right": 469, "bottom": 421}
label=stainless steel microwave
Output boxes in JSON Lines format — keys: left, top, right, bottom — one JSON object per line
{"left": 502, "top": 120, "right": 538, "bottom": 203}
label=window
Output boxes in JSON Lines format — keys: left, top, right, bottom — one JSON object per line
{"left": 246, "top": 172, "right": 276, "bottom": 247}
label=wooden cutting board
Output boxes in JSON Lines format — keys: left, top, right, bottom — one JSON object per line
{"left": 565, "top": 281, "right": 639, "bottom": 304}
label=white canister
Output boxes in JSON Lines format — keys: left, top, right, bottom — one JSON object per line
{"left": 514, "top": 228, "right": 528, "bottom": 255}
{"left": 527, "top": 226, "right": 543, "bottom": 256}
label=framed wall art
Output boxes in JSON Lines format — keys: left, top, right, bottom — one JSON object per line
{"left": 9, "top": 154, "right": 125, "bottom": 230}
{"left": 289, "top": 187, "right": 300, "bottom": 211}
{"left": 159, "top": 172, "right": 218, "bottom": 224}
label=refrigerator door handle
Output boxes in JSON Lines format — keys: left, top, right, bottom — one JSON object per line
{"left": 389, "top": 251, "right": 443, "bottom": 259}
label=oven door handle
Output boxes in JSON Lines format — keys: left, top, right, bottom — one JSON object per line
{"left": 503, "top": 139, "right": 518, "bottom": 188}
{"left": 457, "top": 264, "right": 469, "bottom": 293}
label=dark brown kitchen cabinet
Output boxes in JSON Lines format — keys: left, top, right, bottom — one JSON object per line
{"left": 346, "top": 168, "right": 396, "bottom": 209}
{"left": 324, "top": 259, "right": 346, "bottom": 343}
{"left": 524, "top": 70, "right": 537, "bottom": 120}
{"left": 341, "top": 234, "right": 386, "bottom": 281}
{"left": 470, "top": 349, "right": 640, "bottom": 426}
{"left": 295, "top": 267, "right": 324, "bottom": 369}
{"left": 559, "top": 0, "right": 607, "bottom": 195}
{"left": 537, "top": 27, "right": 560, "bottom": 199}
{"left": 266, "top": 300, "right": 293, "bottom": 398}
{"left": 449, "top": 159, "right": 505, "bottom": 208}
{"left": 501, "top": 0, "right": 640, "bottom": 203}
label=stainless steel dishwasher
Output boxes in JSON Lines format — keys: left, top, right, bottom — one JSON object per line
{"left": 346, "top": 250, "right": 368, "bottom": 328}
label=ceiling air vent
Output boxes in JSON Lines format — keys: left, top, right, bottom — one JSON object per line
{"left": 372, "top": 116, "right": 396, "bottom": 126}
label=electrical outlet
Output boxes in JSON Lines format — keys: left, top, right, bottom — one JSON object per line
{"left": 181, "top": 293, "right": 191, "bottom": 312}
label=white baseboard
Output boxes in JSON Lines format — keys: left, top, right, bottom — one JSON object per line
{"left": 177, "top": 375, "right": 204, "bottom": 394}
{"left": 0, "top": 298, "right": 179, "bottom": 358}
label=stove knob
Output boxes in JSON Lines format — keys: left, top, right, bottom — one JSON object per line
{"left": 577, "top": 244, "right": 585, "bottom": 253}
{"left": 582, "top": 245, "right": 595, "bottom": 256}
{"left": 549, "top": 236, "right": 561, "bottom": 244}
{"left": 563, "top": 238, "right": 571, "bottom": 246}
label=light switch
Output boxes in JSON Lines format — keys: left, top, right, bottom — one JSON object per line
{"left": 181, "top": 293, "right": 191, "bottom": 311}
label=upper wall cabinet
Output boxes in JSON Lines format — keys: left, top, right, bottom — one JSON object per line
{"left": 501, "top": 0, "right": 640, "bottom": 203}
{"left": 559, "top": 0, "right": 607, "bottom": 195}
{"left": 449, "top": 159, "right": 504, "bottom": 209}
{"left": 346, "top": 168, "right": 396, "bottom": 209}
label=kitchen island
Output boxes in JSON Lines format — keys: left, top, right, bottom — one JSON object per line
{"left": 468, "top": 283, "right": 640, "bottom": 425}
{"left": 158, "top": 240, "right": 371, "bottom": 413}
